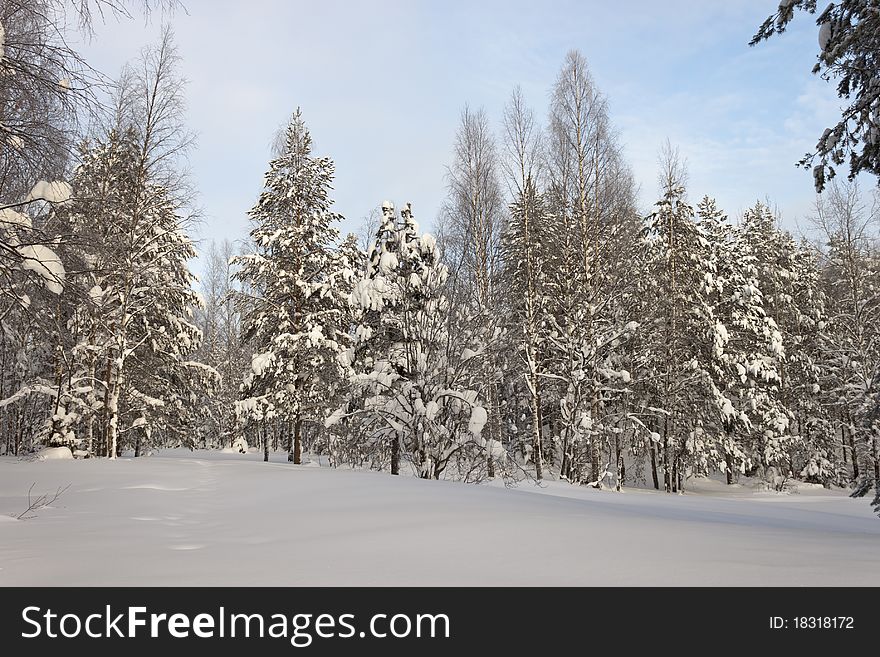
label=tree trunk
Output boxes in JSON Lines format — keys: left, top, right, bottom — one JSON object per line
{"left": 16, "top": 413, "right": 24, "bottom": 456}
{"left": 535, "top": 388, "right": 545, "bottom": 472}
{"left": 845, "top": 424, "right": 859, "bottom": 480}
{"left": 590, "top": 393, "right": 600, "bottom": 483}
{"left": 263, "top": 423, "right": 269, "bottom": 462}
{"left": 86, "top": 364, "right": 95, "bottom": 456}
{"left": 106, "top": 364, "right": 122, "bottom": 460}
{"left": 662, "top": 426, "right": 671, "bottom": 493}
{"left": 102, "top": 359, "right": 113, "bottom": 457}
{"left": 486, "top": 379, "right": 499, "bottom": 479}
{"left": 614, "top": 433, "right": 623, "bottom": 490}
{"left": 530, "top": 372, "right": 544, "bottom": 481}
{"left": 293, "top": 416, "right": 302, "bottom": 465}
{"left": 649, "top": 439, "right": 659, "bottom": 490}
{"left": 559, "top": 431, "right": 569, "bottom": 482}
{"left": 872, "top": 432, "right": 880, "bottom": 482}
{"left": 862, "top": 430, "right": 877, "bottom": 481}
{"left": 391, "top": 431, "right": 400, "bottom": 475}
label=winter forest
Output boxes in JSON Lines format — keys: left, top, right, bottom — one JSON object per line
{"left": 4, "top": 0, "right": 880, "bottom": 546}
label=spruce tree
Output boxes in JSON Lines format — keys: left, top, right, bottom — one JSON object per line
{"left": 637, "top": 184, "right": 715, "bottom": 492}
{"left": 57, "top": 127, "right": 210, "bottom": 457}
{"left": 501, "top": 176, "right": 549, "bottom": 479}
{"left": 234, "top": 108, "right": 350, "bottom": 464}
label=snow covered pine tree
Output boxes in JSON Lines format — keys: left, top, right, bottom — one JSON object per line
{"left": 234, "top": 108, "right": 351, "bottom": 464}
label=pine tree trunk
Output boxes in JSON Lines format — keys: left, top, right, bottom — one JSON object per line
{"left": 845, "top": 424, "right": 859, "bottom": 480}
{"left": 725, "top": 451, "right": 734, "bottom": 485}
{"left": 418, "top": 440, "right": 433, "bottom": 479}
{"left": 649, "top": 439, "right": 659, "bottom": 490}
{"left": 263, "top": 423, "right": 269, "bottom": 462}
{"left": 329, "top": 423, "right": 339, "bottom": 469}
{"left": 872, "top": 433, "right": 880, "bottom": 482}
{"left": 287, "top": 420, "right": 294, "bottom": 462}
{"left": 391, "top": 431, "right": 400, "bottom": 475}
{"left": 17, "top": 413, "right": 24, "bottom": 455}
{"left": 293, "top": 416, "right": 302, "bottom": 465}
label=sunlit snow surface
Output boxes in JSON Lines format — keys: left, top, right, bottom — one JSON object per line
{"left": 1, "top": 449, "right": 878, "bottom": 585}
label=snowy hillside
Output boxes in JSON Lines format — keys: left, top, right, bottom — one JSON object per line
{"left": 1, "top": 450, "right": 878, "bottom": 586}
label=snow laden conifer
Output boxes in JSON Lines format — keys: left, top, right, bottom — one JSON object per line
{"left": 752, "top": 0, "right": 880, "bottom": 191}
{"left": 737, "top": 202, "right": 829, "bottom": 484}
{"left": 56, "top": 126, "right": 211, "bottom": 458}
{"left": 49, "top": 30, "right": 216, "bottom": 459}
{"left": 346, "top": 202, "right": 487, "bottom": 479}
{"left": 635, "top": 184, "right": 716, "bottom": 492}
{"left": 500, "top": 176, "right": 550, "bottom": 479}
{"left": 698, "top": 198, "right": 789, "bottom": 485}
{"left": 233, "top": 108, "right": 350, "bottom": 464}
{"left": 318, "top": 231, "right": 364, "bottom": 466}
{"left": 497, "top": 87, "right": 553, "bottom": 481}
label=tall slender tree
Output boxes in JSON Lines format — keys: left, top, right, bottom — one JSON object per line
{"left": 545, "top": 50, "right": 640, "bottom": 484}
{"left": 442, "top": 106, "right": 505, "bottom": 477}
{"left": 234, "top": 108, "right": 350, "bottom": 464}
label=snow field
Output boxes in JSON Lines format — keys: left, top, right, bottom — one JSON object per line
{"left": 1, "top": 449, "right": 878, "bottom": 586}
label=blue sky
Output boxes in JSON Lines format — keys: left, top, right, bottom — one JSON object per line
{"left": 75, "top": 0, "right": 843, "bottom": 269}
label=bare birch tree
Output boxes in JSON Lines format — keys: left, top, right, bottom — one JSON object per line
{"left": 442, "top": 105, "right": 505, "bottom": 477}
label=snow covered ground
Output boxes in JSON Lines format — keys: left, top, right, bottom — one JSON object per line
{"left": 1, "top": 449, "right": 878, "bottom": 586}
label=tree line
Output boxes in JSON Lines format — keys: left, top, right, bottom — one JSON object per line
{"left": 2, "top": 3, "right": 880, "bottom": 513}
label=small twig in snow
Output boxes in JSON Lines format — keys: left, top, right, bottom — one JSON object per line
{"left": 15, "top": 483, "right": 71, "bottom": 520}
